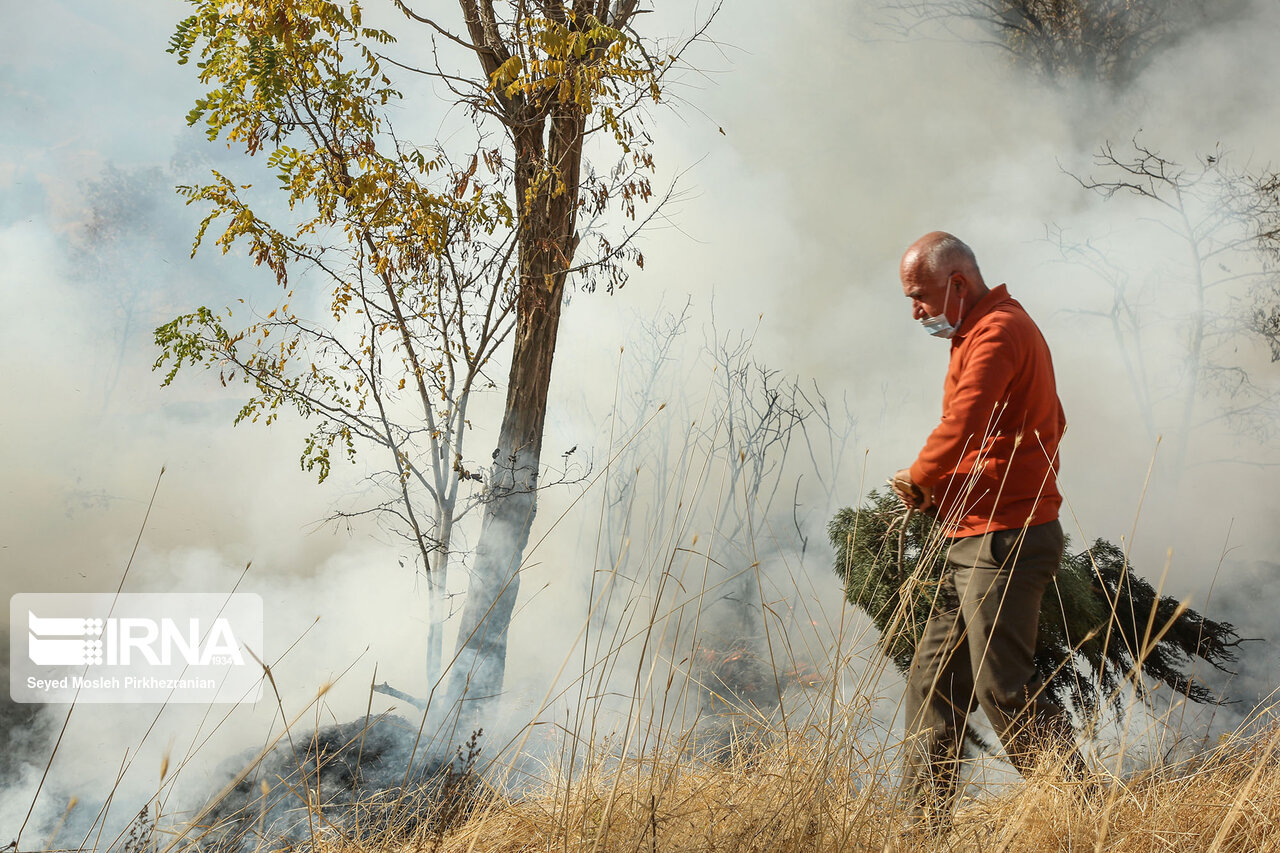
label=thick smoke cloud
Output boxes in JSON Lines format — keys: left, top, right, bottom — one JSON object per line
{"left": 3, "top": 0, "right": 1280, "bottom": 841}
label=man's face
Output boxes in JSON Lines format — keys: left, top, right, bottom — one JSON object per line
{"left": 901, "top": 265, "right": 961, "bottom": 324}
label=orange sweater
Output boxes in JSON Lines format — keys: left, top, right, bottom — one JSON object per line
{"left": 908, "top": 284, "right": 1065, "bottom": 538}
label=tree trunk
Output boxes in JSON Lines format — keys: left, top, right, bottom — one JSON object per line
{"left": 426, "top": 516, "right": 452, "bottom": 690}
{"left": 446, "top": 110, "right": 584, "bottom": 723}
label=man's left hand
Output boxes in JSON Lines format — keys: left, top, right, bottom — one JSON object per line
{"left": 890, "top": 468, "right": 933, "bottom": 511}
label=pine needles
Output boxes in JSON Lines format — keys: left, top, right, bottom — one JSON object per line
{"left": 828, "top": 490, "right": 1244, "bottom": 726}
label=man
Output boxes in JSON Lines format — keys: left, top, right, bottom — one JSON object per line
{"left": 889, "top": 231, "right": 1083, "bottom": 822}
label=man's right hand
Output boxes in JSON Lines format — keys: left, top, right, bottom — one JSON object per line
{"left": 889, "top": 469, "right": 933, "bottom": 511}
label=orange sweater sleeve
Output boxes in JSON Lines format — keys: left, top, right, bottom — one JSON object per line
{"left": 908, "top": 320, "right": 1023, "bottom": 490}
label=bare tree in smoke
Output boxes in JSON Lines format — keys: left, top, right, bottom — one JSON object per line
{"left": 579, "top": 308, "right": 856, "bottom": 735}
{"left": 882, "top": 0, "right": 1243, "bottom": 85}
{"left": 699, "top": 328, "right": 813, "bottom": 640}
{"left": 158, "top": 0, "right": 715, "bottom": 725}
{"left": 1053, "top": 138, "right": 1280, "bottom": 469}
{"left": 690, "top": 346, "right": 853, "bottom": 737}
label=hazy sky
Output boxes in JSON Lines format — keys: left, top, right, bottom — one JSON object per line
{"left": 4, "top": 0, "right": 1280, "bottom": 835}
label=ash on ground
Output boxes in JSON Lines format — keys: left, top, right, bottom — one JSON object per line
{"left": 188, "top": 715, "right": 479, "bottom": 853}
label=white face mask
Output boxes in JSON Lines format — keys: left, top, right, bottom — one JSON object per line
{"left": 920, "top": 284, "right": 963, "bottom": 339}
{"left": 921, "top": 313, "right": 957, "bottom": 338}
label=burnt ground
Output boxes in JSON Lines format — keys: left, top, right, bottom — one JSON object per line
{"left": 190, "top": 714, "right": 479, "bottom": 853}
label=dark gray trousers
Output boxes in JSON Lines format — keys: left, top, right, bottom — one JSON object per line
{"left": 900, "top": 519, "right": 1082, "bottom": 818}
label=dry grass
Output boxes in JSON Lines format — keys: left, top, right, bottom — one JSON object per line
{"left": 21, "top": 467, "right": 1277, "bottom": 853}
{"left": 280, "top": 715, "right": 1279, "bottom": 853}
{"left": 20, "top": 583, "right": 1278, "bottom": 853}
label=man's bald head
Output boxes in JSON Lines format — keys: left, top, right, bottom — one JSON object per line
{"left": 899, "top": 232, "right": 989, "bottom": 325}
{"left": 901, "top": 231, "right": 981, "bottom": 283}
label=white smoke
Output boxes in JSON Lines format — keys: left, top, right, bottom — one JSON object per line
{"left": 5, "top": 0, "right": 1280, "bottom": 842}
